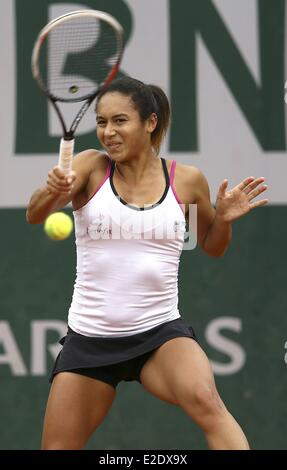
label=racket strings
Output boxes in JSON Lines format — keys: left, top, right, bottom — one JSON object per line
{"left": 40, "top": 17, "right": 120, "bottom": 101}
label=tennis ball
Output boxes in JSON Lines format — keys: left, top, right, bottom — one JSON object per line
{"left": 44, "top": 212, "right": 73, "bottom": 241}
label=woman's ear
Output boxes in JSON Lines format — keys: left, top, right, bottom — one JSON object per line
{"left": 146, "top": 113, "right": 158, "bottom": 134}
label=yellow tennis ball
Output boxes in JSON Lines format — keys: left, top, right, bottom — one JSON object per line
{"left": 44, "top": 212, "right": 73, "bottom": 240}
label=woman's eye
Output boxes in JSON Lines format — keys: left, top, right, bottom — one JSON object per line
{"left": 97, "top": 121, "right": 106, "bottom": 127}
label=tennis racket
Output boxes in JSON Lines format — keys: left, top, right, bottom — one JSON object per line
{"left": 31, "top": 10, "right": 124, "bottom": 174}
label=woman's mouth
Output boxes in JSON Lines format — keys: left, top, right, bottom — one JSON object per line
{"left": 106, "top": 142, "right": 122, "bottom": 151}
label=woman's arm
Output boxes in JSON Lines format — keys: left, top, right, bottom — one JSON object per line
{"left": 26, "top": 149, "right": 100, "bottom": 224}
{"left": 193, "top": 172, "right": 268, "bottom": 257}
{"left": 175, "top": 164, "right": 268, "bottom": 257}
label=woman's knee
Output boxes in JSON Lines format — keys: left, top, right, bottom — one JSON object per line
{"left": 177, "top": 383, "right": 227, "bottom": 425}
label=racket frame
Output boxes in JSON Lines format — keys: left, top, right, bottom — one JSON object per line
{"left": 31, "top": 9, "right": 124, "bottom": 139}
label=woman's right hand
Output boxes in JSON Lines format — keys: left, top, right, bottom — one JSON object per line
{"left": 46, "top": 166, "right": 76, "bottom": 196}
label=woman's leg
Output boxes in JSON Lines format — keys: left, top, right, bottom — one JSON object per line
{"left": 41, "top": 372, "right": 116, "bottom": 449}
{"left": 140, "top": 337, "right": 249, "bottom": 450}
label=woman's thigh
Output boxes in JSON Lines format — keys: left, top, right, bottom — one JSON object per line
{"left": 42, "top": 371, "right": 116, "bottom": 449}
{"left": 140, "top": 337, "right": 220, "bottom": 406}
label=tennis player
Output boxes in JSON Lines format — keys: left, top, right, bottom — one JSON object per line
{"left": 26, "top": 76, "right": 268, "bottom": 450}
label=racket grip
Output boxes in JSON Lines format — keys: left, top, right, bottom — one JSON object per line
{"left": 58, "top": 138, "right": 74, "bottom": 175}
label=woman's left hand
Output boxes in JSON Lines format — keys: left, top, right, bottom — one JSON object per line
{"left": 215, "top": 176, "right": 268, "bottom": 223}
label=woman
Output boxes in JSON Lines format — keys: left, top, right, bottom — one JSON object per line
{"left": 26, "top": 76, "right": 268, "bottom": 450}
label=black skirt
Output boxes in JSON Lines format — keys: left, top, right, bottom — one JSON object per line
{"left": 51, "top": 318, "right": 197, "bottom": 380}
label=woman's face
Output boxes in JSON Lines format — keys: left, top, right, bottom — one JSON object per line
{"left": 96, "top": 92, "right": 155, "bottom": 161}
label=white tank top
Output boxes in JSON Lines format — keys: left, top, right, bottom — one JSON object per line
{"left": 68, "top": 157, "right": 186, "bottom": 337}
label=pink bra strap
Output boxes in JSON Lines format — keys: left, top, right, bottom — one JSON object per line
{"left": 105, "top": 156, "right": 112, "bottom": 178}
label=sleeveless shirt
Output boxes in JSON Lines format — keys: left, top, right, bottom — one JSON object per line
{"left": 68, "top": 158, "right": 186, "bottom": 337}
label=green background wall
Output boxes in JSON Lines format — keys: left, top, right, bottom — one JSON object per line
{"left": 0, "top": 207, "right": 286, "bottom": 449}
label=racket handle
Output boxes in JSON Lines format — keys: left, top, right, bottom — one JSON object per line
{"left": 58, "top": 138, "right": 74, "bottom": 175}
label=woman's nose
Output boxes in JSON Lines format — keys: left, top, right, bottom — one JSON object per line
{"left": 104, "top": 123, "right": 116, "bottom": 136}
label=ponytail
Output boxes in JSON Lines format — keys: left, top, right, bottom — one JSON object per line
{"left": 148, "top": 85, "right": 170, "bottom": 155}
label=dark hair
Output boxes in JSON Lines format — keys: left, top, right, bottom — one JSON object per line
{"left": 96, "top": 76, "right": 170, "bottom": 155}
